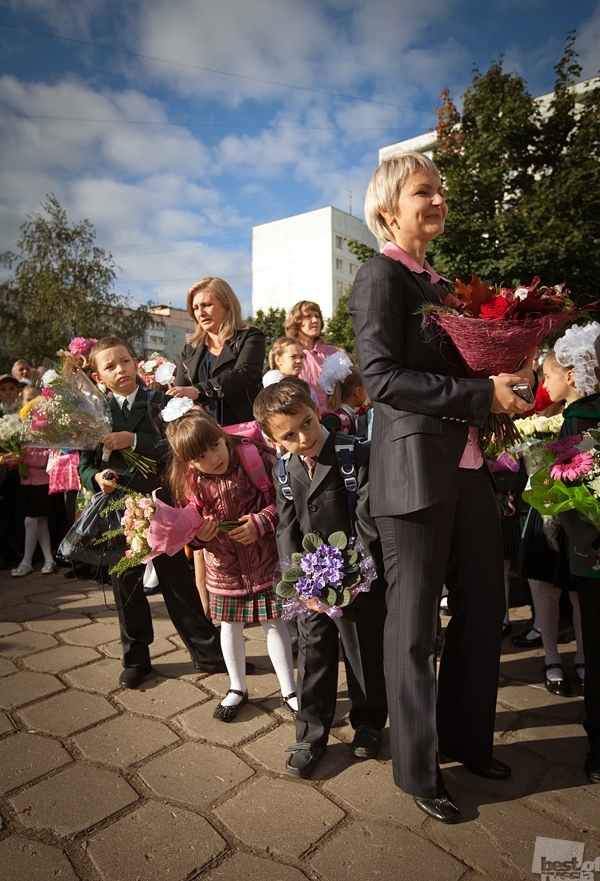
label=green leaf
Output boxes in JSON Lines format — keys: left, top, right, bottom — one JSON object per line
{"left": 343, "top": 572, "right": 361, "bottom": 588}
{"left": 282, "top": 567, "right": 302, "bottom": 582}
{"left": 327, "top": 531, "right": 348, "bottom": 550}
{"left": 291, "top": 553, "right": 303, "bottom": 566}
{"left": 342, "top": 550, "right": 358, "bottom": 565}
{"left": 342, "top": 589, "right": 352, "bottom": 605}
{"left": 276, "top": 581, "right": 298, "bottom": 598}
{"left": 325, "top": 588, "right": 338, "bottom": 605}
{"left": 302, "top": 533, "right": 323, "bottom": 552}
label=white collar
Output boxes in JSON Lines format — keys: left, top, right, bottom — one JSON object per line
{"left": 113, "top": 387, "right": 139, "bottom": 410}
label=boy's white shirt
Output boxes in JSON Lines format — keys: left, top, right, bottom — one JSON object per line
{"left": 111, "top": 386, "right": 139, "bottom": 451}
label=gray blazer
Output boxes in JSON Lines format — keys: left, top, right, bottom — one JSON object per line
{"left": 350, "top": 254, "right": 494, "bottom": 517}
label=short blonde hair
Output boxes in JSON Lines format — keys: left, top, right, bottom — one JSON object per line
{"left": 268, "top": 336, "right": 303, "bottom": 370}
{"left": 186, "top": 277, "right": 247, "bottom": 348}
{"left": 364, "top": 152, "right": 441, "bottom": 249}
{"left": 285, "top": 301, "right": 325, "bottom": 341}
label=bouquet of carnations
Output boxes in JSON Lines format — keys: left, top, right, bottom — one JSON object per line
{"left": 275, "top": 531, "right": 376, "bottom": 620}
{"left": 137, "top": 353, "right": 177, "bottom": 390}
{"left": 0, "top": 412, "right": 28, "bottom": 477}
{"left": 20, "top": 368, "right": 112, "bottom": 450}
{"left": 55, "top": 337, "right": 98, "bottom": 373}
{"left": 522, "top": 431, "right": 600, "bottom": 530}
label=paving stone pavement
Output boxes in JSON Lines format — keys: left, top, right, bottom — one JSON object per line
{"left": 0, "top": 565, "right": 599, "bottom": 881}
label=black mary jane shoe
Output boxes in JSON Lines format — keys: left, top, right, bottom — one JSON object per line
{"left": 213, "top": 689, "right": 248, "bottom": 722}
{"left": 544, "top": 663, "right": 571, "bottom": 697}
{"left": 512, "top": 626, "right": 542, "bottom": 649}
{"left": 413, "top": 792, "right": 460, "bottom": 823}
{"left": 464, "top": 757, "right": 511, "bottom": 780}
{"left": 280, "top": 692, "right": 298, "bottom": 720}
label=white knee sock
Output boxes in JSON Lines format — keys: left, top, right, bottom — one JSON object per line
{"left": 219, "top": 621, "right": 247, "bottom": 706}
{"left": 262, "top": 617, "right": 297, "bottom": 711}
{"left": 37, "top": 516, "right": 54, "bottom": 565}
{"left": 21, "top": 516, "right": 39, "bottom": 567}
{"left": 528, "top": 578, "right": 541, "bottom": 633}
{"left": 538, "top": 580, "right": 562, "bottom": 676}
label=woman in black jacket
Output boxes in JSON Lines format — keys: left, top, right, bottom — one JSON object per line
{"left": 168, "top": 277, "right": 265, "bottom": 426}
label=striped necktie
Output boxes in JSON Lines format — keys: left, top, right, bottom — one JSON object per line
{"left": 121, "top": 399, "right": 130, "bottom": 419}
{"left": 303, "top": 456, "right": 318, "bottom": 480}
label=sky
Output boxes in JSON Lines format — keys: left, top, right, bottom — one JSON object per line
{"left": 0, "top": 0, "right": 599, "bottom": 318}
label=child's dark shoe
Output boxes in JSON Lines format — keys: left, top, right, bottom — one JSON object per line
{"left": 350, "top": 724, "right": 382, "bottom": 759}
{"left": 285, "top": 742, "right": 325, "bottom": 778}
{"left": 280, "top": 692, "right": 298, "bottom": 720}
{"left": 213, "top": 689, "right": 248, "bottom": 722}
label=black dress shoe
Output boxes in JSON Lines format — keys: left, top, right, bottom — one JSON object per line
{"left": 464, "top": 757, "right": 511, "bottom": 780}
{"left": 350, "top": 724, "right": 382, "bottom": 759}
{"left": 544, "top": 663, "right": 571, "bottom": 697}
{"left": 213, "top": 689, "right": 248, "bottom": 722}
{"left": 285, "top": 742, "right": 325, "bottom": 778}
{"left": 511, "top": 627, "right": 542, "bottom": 648}
{"left": 119, "top": 666, "right": 151, "bottom": 688}
{"left": 194, "top": 660, "right": 255, "bottom": 674}
{"left": 413, "top": 792, "right": 460, "bottom": 823}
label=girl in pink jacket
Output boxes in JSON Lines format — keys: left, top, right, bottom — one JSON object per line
{"left": 11, "top": 446, "right": 56, "bottom": 577}
{"left": 166, "top": 409, "right": 297, "bottom": 722}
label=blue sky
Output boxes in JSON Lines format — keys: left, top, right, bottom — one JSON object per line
{"left": 0, "top": 0, "right": 598, "bottom": 316}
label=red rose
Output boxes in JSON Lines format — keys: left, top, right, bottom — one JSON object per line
{"left": 480, "top": 296, "right": 513, "bottom": 321}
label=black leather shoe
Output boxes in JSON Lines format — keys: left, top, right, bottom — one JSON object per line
{"left": 285, "top": 742, "right": 325, "bottom": 778}
{"left": 511, "top": 627, "right": 542, "bottom": 648}
{"left": 119, "top": 666, "right": 151, "bottom": 688}
{"left": 544, "top": 663, "right": 571, "bottom": 697}
{"left": 413, "top": 792, "right": 460, "bottom": 823}
{"left": 464, "top": 757, "right": 511, "bottom": 780}
{"left": 350, "top": 724, "right": 382, "bottom": 759}
{"left": 213, "top": 689, "right": 248, "bottom": 722}
{"left": 194, "top": 660, "right": 255, "bottom": 674}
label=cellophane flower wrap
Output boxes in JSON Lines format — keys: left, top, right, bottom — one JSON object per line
{"left": 96, "top": 489, "right": 157, "bottom": 576}
{"left": 276, "top": 531, "right": 376, "bottom": 620}
{"left": 19, "top": 368, "right": 112, "bottom": 450}
{"left": 522, "top": 430, "right": 600, "bottom": 530}
{"left": 0, "top": 412, "right": 28, "bottom": 477}
{"left": 424, "top": 275, "right": 581, "bottom": 452}
{"left": 510, "top": 413, "right": 564, "bottom": 476}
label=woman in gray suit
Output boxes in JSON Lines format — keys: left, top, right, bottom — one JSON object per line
{"left": 350, "top": 153, "right": 534, "bottom": 823}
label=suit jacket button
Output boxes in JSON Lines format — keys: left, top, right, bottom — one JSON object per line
{"left": 309, "top": 505, "right": 318, "bottom": 512}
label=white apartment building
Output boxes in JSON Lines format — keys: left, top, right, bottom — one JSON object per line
{"left": 252, "top": 206, "right": 378, "bottom": 319}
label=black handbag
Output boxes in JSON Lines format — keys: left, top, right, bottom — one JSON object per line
{"left": 58, "top": 491, "right": 127, "bottom": 566}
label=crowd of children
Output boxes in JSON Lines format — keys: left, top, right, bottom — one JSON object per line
{"left": 1, "top": 306, "right": 599, "bottom": 799}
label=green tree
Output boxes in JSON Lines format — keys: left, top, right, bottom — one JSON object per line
{"left": 0, "top": 194, "right": 153, "bottom": 368}
{"left": 347, "top": 238, "right": 378, "bottom": 263}
{"left": 429, "top": 34, "right": 600, "bottom": 303}
{"left": 325, "top": 288, "right": 355, "bottom": 358}
{"left": 246, "top": 306, "right": 286, "bottom": 364}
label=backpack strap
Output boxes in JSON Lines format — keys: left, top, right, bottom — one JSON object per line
{"left": 333, "top": 431, "right": 370, "bottom": 537}
{"left": 277, "top": 451, "right": 294, "bottom": 501}
{"left": 236, "top": 440, "right": 274, "bottom": 502}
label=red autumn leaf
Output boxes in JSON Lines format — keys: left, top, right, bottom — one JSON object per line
{"left": 454, "top": 274, "right": 495, "bottom": 316}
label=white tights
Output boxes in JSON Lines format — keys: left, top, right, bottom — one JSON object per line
{"left": 21, "top": 516, "right": 54, "bottom": 568}
{"left": 219, "top": 618, "right": 297, "bottom": 709}
{"left": 533, "top": 580, "right": 584, "bottom": 679}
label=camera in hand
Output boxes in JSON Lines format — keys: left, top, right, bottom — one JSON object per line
{"left": 511, "top": 383, "right": 534, "bottom": 404}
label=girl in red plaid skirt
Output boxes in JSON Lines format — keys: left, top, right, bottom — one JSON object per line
{"left": 166, "top": 409, "right": 297, "bottom": 722}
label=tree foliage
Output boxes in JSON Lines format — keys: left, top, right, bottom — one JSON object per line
{"left": 347, "top": 238, "right": 378, "bottom": 264}
{"left": 325, "top": 288, "right": 356, "bottom": 358}
{"left": 247, "top": 307, "right": 286, "bottom": 363}
{"left": 429, "top": 33, "right": 600, "bottom": 304}
{"left": 0, "top": 194, "right": 153, "bottom": 368}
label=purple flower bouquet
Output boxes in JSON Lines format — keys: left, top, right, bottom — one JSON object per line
{"left": 276, "top": 531, "right": 376, "bottom": 619}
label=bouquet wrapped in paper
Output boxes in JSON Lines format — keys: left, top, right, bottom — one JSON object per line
{"left": 522, "top": 431, "right": 600, "bottom": 530}
{"left": 137, "top": 353, "right": 177, "bottom": 390}
{"left": 276, "top": 531, "right": 376, "bottom": 620}
{"left": 20, "top": 368, "right": 112, "bottom": 450}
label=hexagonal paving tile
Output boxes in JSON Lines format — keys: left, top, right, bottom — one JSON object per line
{"left": 0, "top": 709, "right": 15, "bottom": 735}
{"left": 0, "top": 732, "right": 71, "bottom": 794}
{"left": 0, "top": 671, "right": 65, "bottom": 709}
{"left": 0, "top": 621, "right": 23, "bottom": 636}
{"left": 203, "top": 853, "right": 308, "bottom": 881}
{"left": 0, "top": 602, "right": 59, "bottom": 621}
{"left": 86, "top": 800, "right": 227, "bottom": 881}
{"left": 61, "top": 621, "right": 121, "bottom": 646}
{"left": 0, "top": 656, "right": 17, "bottom": 677}
{"left": 0, "top": 834, "right": 79, "bottom": 881}
{"left": 176, "top": 697, "right": 274, "bottom": 746}
{"left": 0, "top": 630, "right": 57, "bottom": 657}
{"left": 140, "top": 741, "right": 254, "bottom": 806}
{"left": 63, "top": 657, "right": 123, "bottom": 694}
{"left": 115, "top": 675, "right": 207, "bottom": 718}
{"left": 214, "top": 777, "right": 345, "bottom": 860}
{"left": 16, "top": 689, "right": 118, "bottom": 736}
{"left": 27, "top": 613, "right": 93, "bottom": 633}
{"left": 22, "top": 644, "right": 100, "bottom": 673}
{"left": 73, "top": 714, "right": 180, "bottom": 767}
{"left": 10, "top": 765, "right": 138, "bottom": 835}
{"left": 310, "top": 819, "right": 464, "bottom": 881}
{"left": 242, "top": 725, "right": 347, "bottom": 780}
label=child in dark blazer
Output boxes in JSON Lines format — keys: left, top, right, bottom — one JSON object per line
{"left": 254, "top": 377, "right": 387, "bottom": 778}
{"left": 78, "top": 336, "right": 224, "bottom": 689}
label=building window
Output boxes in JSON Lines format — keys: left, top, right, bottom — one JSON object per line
{"left": 335, "top": 258, "right": 343, "bottom": 271}
{"left": 349, "top": 263, "right": 357, "bottom": 276}
{"left": 335, "top": 235, "right": 343, "bottom": 249}
{"left": 336, "top": 281, "right": 344, "bottom": 295}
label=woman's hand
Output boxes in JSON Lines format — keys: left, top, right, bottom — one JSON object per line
{"left": 1, "top": 452, "right": 22, "bottom": 468}
{"left": 490, "top": 374, "right": 535, "bottom": 416}
{"left": 228, "top": 514, "right": 258, "bottom": 545}
{"left": 166, "top": 386, "right": 199, "bottom": 400}
{"left": 101, "top": 431, "right": 135, "bottom": 451}
{"left": 195, "top": 519, "right": 219, "bottom": 541}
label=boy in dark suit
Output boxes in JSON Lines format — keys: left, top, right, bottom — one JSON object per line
{"left": 254, "top": 378, "right": 387, "bottom": 778}
{"left": 79, "top": 336, "right": 224, "bottom": 688}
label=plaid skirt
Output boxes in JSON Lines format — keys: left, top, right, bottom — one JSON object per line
{"left": 210, "top": 587, "right": 281, "bottom": 623}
